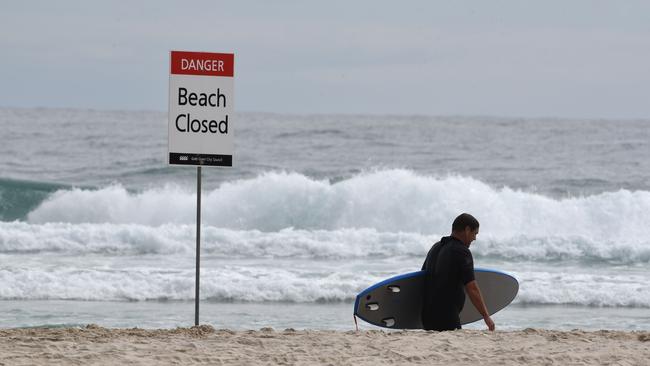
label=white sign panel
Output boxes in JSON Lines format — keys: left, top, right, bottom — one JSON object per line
{"left": 168, "top": 51, "right": 234, "bottom": 167}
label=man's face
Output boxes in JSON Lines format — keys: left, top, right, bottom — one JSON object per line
{"left": 464, "top": 226, "right": 479, "bottom": 246}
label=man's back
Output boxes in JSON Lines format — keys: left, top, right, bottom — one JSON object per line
{"left": 421, "top": 236, "right": 475, "bottom": 330}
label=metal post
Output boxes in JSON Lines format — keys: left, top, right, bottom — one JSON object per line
{"left": 195, "top": 166, "right": 202, "bottom": 326}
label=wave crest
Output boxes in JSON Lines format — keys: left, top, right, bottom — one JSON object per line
{"left": 1, "top": 222, "right": 649, "bottom": 264}
{"left": 25, "top": 170, "right": 650, "bottom": 241}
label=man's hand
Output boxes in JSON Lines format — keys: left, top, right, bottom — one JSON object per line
{"left": 484, "top": 315, "right": 495, "bottom": 331}
{"left": 465, "top": 280, "right": 496, "bottom": 331}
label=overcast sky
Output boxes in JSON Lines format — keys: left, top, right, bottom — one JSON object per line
{"left": 1, "top": 1, "right": 650, "bottom": 118}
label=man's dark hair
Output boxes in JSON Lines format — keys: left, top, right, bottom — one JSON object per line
{"left": 451, "top": 213, "right": 479, "bottom": 232}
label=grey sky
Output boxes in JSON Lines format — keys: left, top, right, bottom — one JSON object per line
{"left": 1, "top": 0, "right": 649, "bottom": 118}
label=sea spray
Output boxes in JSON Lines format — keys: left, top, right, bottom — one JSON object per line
{"left": 1, "top": 222, "right": 648, "bottom": 264}
{"left": 22, "top": 170, "right": 650, "bottom": 242}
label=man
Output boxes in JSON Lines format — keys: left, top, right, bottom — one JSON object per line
{"left": 421, "top": 213, "right": 495, "bottom": 331}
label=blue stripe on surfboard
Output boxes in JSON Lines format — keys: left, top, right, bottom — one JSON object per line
{"left": 353, "top": 268, "right": 518, "bottom": 317}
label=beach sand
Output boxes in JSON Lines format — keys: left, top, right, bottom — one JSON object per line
{"left": 0, "top": 325, "right": 648, "bottom": 365}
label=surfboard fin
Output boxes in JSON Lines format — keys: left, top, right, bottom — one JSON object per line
{"left": 366, "top": 303, "right": 379, "bottom": 311}
{"left": 387, "top": 285, "right": 401, "bottom": 293}
{"left": 382, "top": 318, "right": 396, "bottom": 327}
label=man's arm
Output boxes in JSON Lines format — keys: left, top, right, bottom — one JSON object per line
{"left": 465, "top": 280, "right": 495, "bottom": 331}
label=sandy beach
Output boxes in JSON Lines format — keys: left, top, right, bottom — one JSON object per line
{"left": 0, "top": 325, "right": 647, "bottom": 365}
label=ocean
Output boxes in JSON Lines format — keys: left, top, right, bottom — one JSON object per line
{"left": 1, "top": 107, "right": 649, "bottom": 331}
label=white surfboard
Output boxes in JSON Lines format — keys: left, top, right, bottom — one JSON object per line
{"left": 354, "top": 269, "right": 518, "bottom": 329}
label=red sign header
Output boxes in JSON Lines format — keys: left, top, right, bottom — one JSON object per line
{"left": 170, "top": 51, "right": 234, "bottom": 77}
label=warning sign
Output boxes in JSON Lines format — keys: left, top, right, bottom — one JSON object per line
{"left": 168, "top": 51, "right": 234, "bottom": 167}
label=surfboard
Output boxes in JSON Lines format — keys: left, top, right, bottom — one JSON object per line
{"left": 354, "top": 269, "right": 518, "bottom": 329}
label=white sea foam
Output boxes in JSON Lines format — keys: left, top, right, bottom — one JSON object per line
{"left": 1, "top": 222, "right": 648, "bottom": 264}
{"left": 20, "top": 170, "right": 650, "bottom": 262}
{"left": 26, "top": 170, "right": 650, "bottom": 239}
{"left": 514, "top": 270, "right": 650, "bottom": 308}
{"left": 0, "top": 264, "right": 648, "bottom": 307}
{"left": 4, "top": 170, "right": 649, "bottom": 308}
{"left": 0, "top": 265, "right": 374, "bottom": 302}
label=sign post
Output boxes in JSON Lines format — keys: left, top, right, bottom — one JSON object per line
{"left": 168, "top": 51, "right": 234, "bottom": 326}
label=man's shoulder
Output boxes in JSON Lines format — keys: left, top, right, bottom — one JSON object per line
{"left": 427, "top": 238, "right": 444, "bottom": 251}
{"left": 451, "top": 243, "right": 474, "bottom": 269}
{"left": 450, "top": 241, "right": 472, "bottom": 256}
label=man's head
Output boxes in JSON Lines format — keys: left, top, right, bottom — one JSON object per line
{"left": 451, "top": 213, "right": 480, "bottom": 247}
